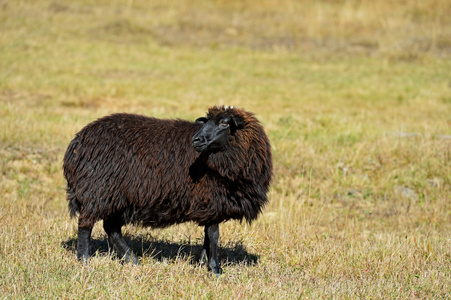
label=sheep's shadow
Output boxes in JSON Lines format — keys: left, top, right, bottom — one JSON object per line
{"left": 62, "top": 234, "right": 259, "bottom": 267}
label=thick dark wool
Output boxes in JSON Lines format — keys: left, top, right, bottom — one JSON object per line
{"left": 63, "top": 106, "right": 272, "bottom": 230}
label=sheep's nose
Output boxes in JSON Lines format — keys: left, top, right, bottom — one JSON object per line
{"left": 192, "top": 135, "right": 207, "bottom": 152}
{"left": 192, "top": 136, "right": 204, "bottom": 144}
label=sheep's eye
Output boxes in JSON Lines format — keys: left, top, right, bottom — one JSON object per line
{"left": 219, "top": 120, "right": 229, "bottom": 127}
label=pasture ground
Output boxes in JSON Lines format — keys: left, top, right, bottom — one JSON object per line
{"left": 1, "top": 0, "right": 450, "bottom": 298}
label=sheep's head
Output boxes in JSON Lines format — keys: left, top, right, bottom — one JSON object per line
{"left": 192, "top": 106, "right": 245, "bottom": 153}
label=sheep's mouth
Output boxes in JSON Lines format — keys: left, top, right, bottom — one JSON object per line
{"left": 193, "top": 140, "right": 222, "bottom": 153}
{"left": 193, "top": 143, "right": 208, "bottom": 152}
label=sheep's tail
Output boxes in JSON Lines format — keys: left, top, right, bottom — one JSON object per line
{"left": 67, "top": 187, "right": 80, "bottom": 218}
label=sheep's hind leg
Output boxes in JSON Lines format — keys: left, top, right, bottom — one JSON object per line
{"left": 103, "top": 218, "right": 139, "bottom": 265}
{"left": 77, "top": 225, "right": 92, "bottom": 262}
{"left": 203, "top": 224, "right": 222, "bottom": 275}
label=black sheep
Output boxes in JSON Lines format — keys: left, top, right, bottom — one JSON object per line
{"left": 63, "top": 105, "right": 272, "bottom": 274}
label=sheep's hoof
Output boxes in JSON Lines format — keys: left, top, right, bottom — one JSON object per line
{"left": 123, "top": 252, "right": 140, "bottom": 265}
{"left": 77, "top": 253, "right": 90, "bottom": 264}
{"left": 211, "top": 267, "right": 223, "bottom": 277}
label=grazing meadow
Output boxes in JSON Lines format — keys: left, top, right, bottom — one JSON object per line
{"left": 1, "top": 0, "right": 450, "bottom": 298}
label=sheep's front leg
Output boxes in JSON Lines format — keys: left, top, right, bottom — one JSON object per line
{"left": 103, "top": 219, "right": 139, "bottom": 265}
{"left": 203, "top": 224, "right": 222, "bottom": 275}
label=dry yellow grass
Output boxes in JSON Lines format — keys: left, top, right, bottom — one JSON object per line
{"left": 1, "top": 0, "right": 450, "bottom": 298}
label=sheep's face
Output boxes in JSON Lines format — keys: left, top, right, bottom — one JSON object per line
{"left": 192, "top": 115, "right": 243, "bottom": 153}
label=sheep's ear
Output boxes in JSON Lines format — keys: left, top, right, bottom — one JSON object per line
{"left": 195, "top": 117, "right": 208, "bottom": 124}
{"left": 231, "top": 116, "right": 245, "bottom": 129}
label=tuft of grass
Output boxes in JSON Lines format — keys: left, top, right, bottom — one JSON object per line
{"left": 1, "top": 0, "right": 450, "bottom": 298}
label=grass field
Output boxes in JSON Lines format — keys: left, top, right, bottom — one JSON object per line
{"left": 1, "top": 0, "right": 450, "bottom": 298}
